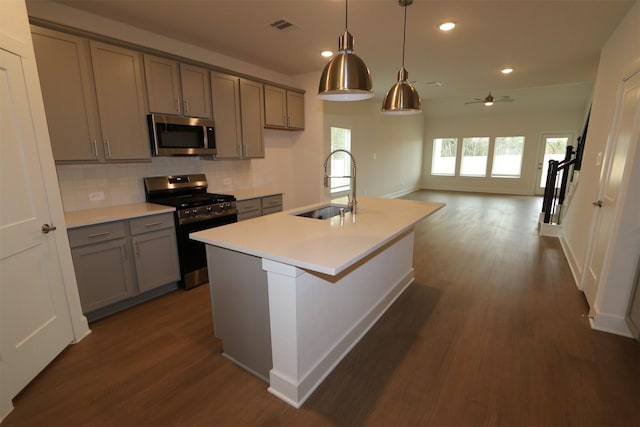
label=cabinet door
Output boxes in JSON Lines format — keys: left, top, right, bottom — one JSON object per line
{"left": 90, "top": 41, "right": 150, "bottom": 161}
{"left": 264, "top": 85, "right": 287, "bottom": 128}
{"left": 132, "top": 229, "right": 180, "bottom": 293}
{"left": 211, "top": 72, "right": 242, "bottom": 158}
{"left": 286, "top": 91, "right": 305, "bottom": 130}
{"left": 31, "top": 27, "right": 102, "bottom": 162}
{"left": 180, "top": 64, "right": 212, "bottom": 118}
{"left": 240, "top": 79, "right": 265, "bottom": 158}
{"left": 144, "top": 55, "right": 181, "bottom": 115}
{"left": 71, "top": 239, "right": 137, "bottom": 312}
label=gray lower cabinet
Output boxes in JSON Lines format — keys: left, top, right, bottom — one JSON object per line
{"left": 237, "top": 194, "right": 283, "bottom": 221}
{"left": 68, "top": 213, "right": 179, "bottom": 320}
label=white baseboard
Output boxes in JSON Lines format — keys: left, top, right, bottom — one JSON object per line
{"left": 559, "top": 235, "right": 583, "bottom": 290}
{"left": 590, "top": 310, "right": 633, "bottom": 338}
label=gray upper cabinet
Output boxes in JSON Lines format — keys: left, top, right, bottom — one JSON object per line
{"left": 240, "top": 79, "right": 265, "bottom": 158}
{"left": 211, "top": 72, "right": 243, "bottom": 158}
{"left": 264, "top": 84, "right": 305, "bottom": 130}
{"left": 211, "top": 75, "right": 265, "bottom": 159}
{"left": 31, "top": 27, "right": 103, "bottom": 162}
{"left": 144, "top": 54, "right": 212, "bottom": 118}
{"left": 90, "top": 41, "right": 150, "bottom": 161}
{"left": 143, "top": 55, "right": 182, "bottom": 115}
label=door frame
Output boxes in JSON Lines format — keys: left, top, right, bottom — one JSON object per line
{"left": 534, "top": 131, "right": 576, "bottom": 196}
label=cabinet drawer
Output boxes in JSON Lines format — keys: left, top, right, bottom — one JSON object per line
{"left": 237, "top": 198, "right": 261, "bottom": 214}
{"left": 68, "top": 221, "right": 126, "bottom": 248}
{"left": 238, "top": 210, "right": 262, "bottom": 221}
{"left": 129, "top": 213, "right": 175, "bottom": 235}
{"left": 262, "top": 206, "right": 282, "bottom": 216}
{"left": 262, "top": 194, "right": 282, "bottom": 209}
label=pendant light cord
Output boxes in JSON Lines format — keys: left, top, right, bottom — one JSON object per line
{"left": 402, "top": 3, "right": 407, "bottom": 68}
{"left": 345, "top": 0, "right": 349, "bottom": 30}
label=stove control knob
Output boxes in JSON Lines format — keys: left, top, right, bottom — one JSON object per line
{"left": 192, "top": 208, "right": 198, "bottom": 216}
{"left": 207, "top": 206, "right": 213, "bottom": 212}
{"left": 184, "top": 209, "right": 190, "bottom": 216}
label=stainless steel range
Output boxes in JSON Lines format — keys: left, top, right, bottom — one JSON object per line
{"left": 143, "top": 174, "right": 237, "bottom": 289}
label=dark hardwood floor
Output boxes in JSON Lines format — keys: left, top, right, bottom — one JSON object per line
{"left": 4, "top": 191, "right": 639, "bottom": 426}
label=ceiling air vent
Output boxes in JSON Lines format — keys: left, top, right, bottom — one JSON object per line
{"left": 270, "top": 19, "right": 299, "bottom": 31}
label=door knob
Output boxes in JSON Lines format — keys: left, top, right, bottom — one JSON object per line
{"left": 592, "top": 200, "right": 603, "bottom": 207}
{"left": 41, "top": 224, "right": 57, "bottom": 233}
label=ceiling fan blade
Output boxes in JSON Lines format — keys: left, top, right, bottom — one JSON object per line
{"left": 496, "top": 98, "right": 514, "bottom": 102}
{"left": 464, "top": 100, "right": 483, "bottom": 104}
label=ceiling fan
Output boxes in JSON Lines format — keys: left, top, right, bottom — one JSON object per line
{"left": 465, "top": 92, "right": 514, "bottom": 106}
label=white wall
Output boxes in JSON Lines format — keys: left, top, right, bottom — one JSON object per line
{"left": 562, "top": 1, "right": 640, "bottom": 281}
{"left": 560, "top": 2, "right": 640, "bottom": 334}
{"left": 422, "top": 108, "right": 584, "bottom": 195}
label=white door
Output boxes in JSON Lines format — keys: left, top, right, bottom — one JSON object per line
{"left": 582, "top": 70, "right": 640, "bottom": 307}
{"left": 1, "top": 49, "right": 74, "bottom": 417}
{"left": 534, "top": 132, "right": 574, "bottom": 195}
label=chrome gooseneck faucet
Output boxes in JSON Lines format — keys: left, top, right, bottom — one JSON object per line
{"left": 323, "top": 149, "right": 357, "bottom": 214}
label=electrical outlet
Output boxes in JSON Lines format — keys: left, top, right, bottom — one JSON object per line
{"left": 223, "top": 178, "right": 232, "bottom": 185}
{"left": 89, "top": 191, "right": 104, "bottom": 201}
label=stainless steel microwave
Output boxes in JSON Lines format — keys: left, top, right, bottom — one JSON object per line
{"left": 147, "top": 114, "right": 216, "bottom": 156}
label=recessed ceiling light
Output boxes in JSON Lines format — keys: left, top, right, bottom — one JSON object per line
{"left": 321, "top": 50, "right": 334, "bottom": 58}
{"left": 439, "top": 22, "right": 456, "bottom": 31}
{"left": 501, "top": 68, "right": 514, "bottom": 74}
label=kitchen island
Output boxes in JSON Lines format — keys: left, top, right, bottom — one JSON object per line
{"left": 190, "top": 196, "right": 444, "bottom": 408}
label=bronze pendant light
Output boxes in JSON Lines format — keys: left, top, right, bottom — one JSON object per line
{"left": 318, "top": 0, "right": 373, "bottom": 101}
{"left": 381, "top": 0, "right": 422, "bottom": 115}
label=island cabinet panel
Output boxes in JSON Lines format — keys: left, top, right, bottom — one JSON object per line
{"left": 264, "top": 85, "right": 305, "bottom": 130}
{"left": 207, "top": 246, "right": 272, "bottom": 380}
{"left": 31, "top": 26, "right": 103, "bottom": 162}
{"left": 90, "top": 41, "right": 150, "bottom": 161}
{"left": 68, "top": 212, "right": 179, "bottom": 320}
{"left": 210, "top": 72, "right": 242, "bottom": 158}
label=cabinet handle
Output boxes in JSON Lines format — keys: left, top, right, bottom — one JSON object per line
{"left": 92, "top": 140, "right": 99, "bottom": 158}
{"left": 88, "top": 231, "right": 111, "bottom": 238}
{"left": 145, "top": 221, "right": 164, "bottom": 228}
{"left": 104, "top": 139, "right": 112, "bottom": 158}
{"left": 184, "top": 99, "right": 190, "bottom": 115}
{"left": 175, "top": 99, "right": 180, "bottom": 114}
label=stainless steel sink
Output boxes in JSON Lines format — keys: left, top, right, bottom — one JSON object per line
{"left": 293, "top": 204, "right": 351, "bottom": 220}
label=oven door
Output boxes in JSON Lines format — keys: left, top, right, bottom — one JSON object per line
{"left": 177, "top": 214, "right": 237, "bottom": 289}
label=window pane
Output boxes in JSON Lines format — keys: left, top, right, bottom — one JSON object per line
{"left": 460, "top": 137, "right": 489, "bottom": 176}
{"left": 540, "top": 137, "right": 569, "bottom": 187}
{"left": 492, "top": 136, "right": 525, "bottom": 177}
{"left": 431, "top": 138, "right": 457, "bottom": 175}
{"left": 330, "top": 127, "right": 352, "bottom": 193}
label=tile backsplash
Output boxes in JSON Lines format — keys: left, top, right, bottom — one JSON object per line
{"left": 56, "top": 157, "right": 253, "bottom": 211}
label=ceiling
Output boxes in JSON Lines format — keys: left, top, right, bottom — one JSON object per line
{"left": 46, "top": 0, "right": 633, "bottom": 107}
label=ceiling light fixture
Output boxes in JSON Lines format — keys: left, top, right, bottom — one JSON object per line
{"left": 439, "top": 22, "right": 456, "bottom": 31}
{"left": 501, "top": 68, "right": 514, "bottom": 74}
{"left": 321, "top": 50, "right": 334, "bottom": 58}
{"left": 381, "top": 0, "right": 422, "bottom": 115}
{"left": 318, "top": 0, "right": 373, "bottom": 101}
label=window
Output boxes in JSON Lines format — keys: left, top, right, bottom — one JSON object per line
{"left": 431, "top": 138, "right": 457, "bottom": 175}
{"left": 539, "top": 136, "right": 570, "bottom": 187}
{"left": 329, "top": 127, "right": 351, "bottom": 193}
{"left": 460, "top": 137, "right": 490, "bottom": 176}
{"left": 491, "top": 136, "right": 525, "bottom": 177}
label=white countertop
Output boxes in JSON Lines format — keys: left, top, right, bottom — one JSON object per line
{"left": 65, "top": 203, "right": 175, "bottom": 228}
{"left": 190, "top": 197, "right": 444, "bottom": 276}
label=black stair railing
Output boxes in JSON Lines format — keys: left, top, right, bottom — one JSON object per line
{"left": 542, "top": 145, "right": 576, "bottom": 224}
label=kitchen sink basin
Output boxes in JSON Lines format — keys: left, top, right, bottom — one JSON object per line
{"left": 293, "top": 204, "right": 351, "bottom": 220}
